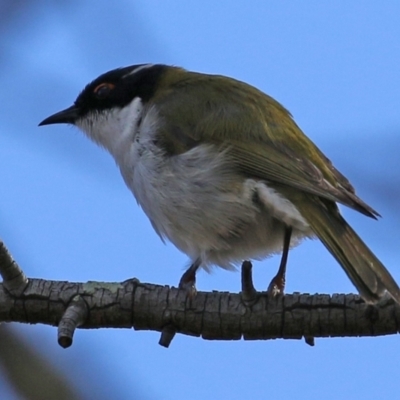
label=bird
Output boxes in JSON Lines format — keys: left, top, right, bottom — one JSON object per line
{"left": 39, "top": 63, "right": 400, "bottom": 304}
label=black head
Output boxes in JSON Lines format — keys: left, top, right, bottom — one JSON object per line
{"left": 39, "top": 64, "right": 168, "bottom": 126}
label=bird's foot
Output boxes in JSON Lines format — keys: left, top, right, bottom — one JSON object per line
{"left": 178, "top": 264, "right": 198, "bottom": 298}
{"left": 267, "top": 274, "right": 285, "bottom": 297}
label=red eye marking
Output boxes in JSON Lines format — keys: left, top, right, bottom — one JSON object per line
{"left": 93, "top": 82, "right": 115, "bottom": 98}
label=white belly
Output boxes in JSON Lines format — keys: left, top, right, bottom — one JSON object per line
{"left": 75, "top": 96, "right": 312, "bottom": 269}
{"left": 122, "top": 138, "right": 312, "bottom": 270}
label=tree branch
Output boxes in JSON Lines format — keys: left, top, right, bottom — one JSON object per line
{"left": 1, "top": 239, "right": 399, "bottom": 348}
{"left": 0, "top": 325, "right": 84, "bottom": 400}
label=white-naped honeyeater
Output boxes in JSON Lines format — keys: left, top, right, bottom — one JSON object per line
{"left": 39, "top": 64, "right": 400, "bottom": 304}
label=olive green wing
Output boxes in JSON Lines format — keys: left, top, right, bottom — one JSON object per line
{"left": 155, "top": 72, "right": 378, "bottom": 218}
{"left": 226, "top": 139, "right": 378, "bottom": 218}
{"left": 153, "top": 72, "right": 400, "bottom": 303}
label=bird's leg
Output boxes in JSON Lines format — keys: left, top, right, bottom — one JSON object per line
{"left": 267, "top": 226, "right": 292, "bottom": 296}
{"left": 178, "top": 259, "right": 201, "bottom": 297}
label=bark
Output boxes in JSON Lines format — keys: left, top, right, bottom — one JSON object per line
{"left": 1, "top": 239, "right": 399, "bottom": 348}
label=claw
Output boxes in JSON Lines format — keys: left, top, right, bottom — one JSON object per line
{"left": 267, "top": 274, "right": 285, "bottom": 296}
{"left": 178, "top": 262, "right": 199, "bottom": 298}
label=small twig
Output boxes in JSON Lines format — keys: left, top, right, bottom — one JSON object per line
{"left": 0, "top": 239, "right": 28, "bottom": 295}
{"left": 304, "top": 336, "right": 315, "bottom": 346}
{"left": 159, "top": 324, "right": 177, "bottom": 348}
{"left": 241, "top": 261, "right": 258, "bottom": 306}
{"left": 58, "top": 295, "right": 89, "bottom": 348}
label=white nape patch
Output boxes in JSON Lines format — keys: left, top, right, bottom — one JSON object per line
{"left": 123, "top": 64, "right": 155, "bottom": 78}
{"left": 75, "top": 97, "right": 143, "bottom": 160}
{"left": 254, "top": 181, "right": 309, "bottom": 230}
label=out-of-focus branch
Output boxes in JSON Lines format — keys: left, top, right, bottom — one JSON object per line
{"left": 0, "top": 325, "right": 84, "bottom": 400}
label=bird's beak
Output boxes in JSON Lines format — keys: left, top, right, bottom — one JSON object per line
{"left": 38, "top": 105, "right": 79, "bottom": 126}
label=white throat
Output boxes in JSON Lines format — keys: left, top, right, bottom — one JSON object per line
{"left": 75, "top": 97, "right": 144, "bottom": 160}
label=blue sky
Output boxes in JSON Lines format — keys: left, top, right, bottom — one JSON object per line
{"left": 1, "top": 1, "right": 400, "bottom": 399}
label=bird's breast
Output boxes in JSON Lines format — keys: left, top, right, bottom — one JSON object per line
{"left": 119, "top": 125, "right": 311, "bottom": 268}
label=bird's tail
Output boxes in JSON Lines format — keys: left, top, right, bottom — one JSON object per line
{"left": 297, "top": 198, "right": 400, "bottom": 304}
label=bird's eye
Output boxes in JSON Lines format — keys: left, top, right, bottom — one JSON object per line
{"left": 93, "top": 83, "right": 115, "bottom": 99}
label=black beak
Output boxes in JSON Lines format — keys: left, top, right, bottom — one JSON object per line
{"left": 38, "top": 105, "right": 79, "bottom": 126}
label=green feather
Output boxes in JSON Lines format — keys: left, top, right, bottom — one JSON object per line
{"left": 150, "top": 67, "right": 400, "bottom": 303}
